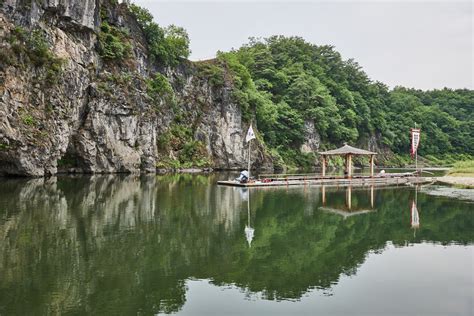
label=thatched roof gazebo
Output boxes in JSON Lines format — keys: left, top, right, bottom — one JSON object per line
{"left": 318, "top": 144, "right": 377, "bottom": 178}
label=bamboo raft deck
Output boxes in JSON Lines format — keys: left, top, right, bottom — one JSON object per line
{"left": 217, "top": 173, "right": 434, "bottom": 188}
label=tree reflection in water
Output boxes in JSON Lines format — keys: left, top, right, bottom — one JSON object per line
{"left": 0, "top": 174, "right": 472, "bottom": 314}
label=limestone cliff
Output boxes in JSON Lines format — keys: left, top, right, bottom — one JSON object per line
{"left": 0, "top": 0, "right": 273, "bottom": 176}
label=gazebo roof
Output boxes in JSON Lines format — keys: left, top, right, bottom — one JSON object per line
{"left": 318, "top": 144, "right": 377, "bottom": 156}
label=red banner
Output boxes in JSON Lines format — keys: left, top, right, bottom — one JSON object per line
{"left": 411, "top": 200, "right": 420, "bottom": 228}
{"left": 410, "top": 128, "right": 421, "bottom": 158}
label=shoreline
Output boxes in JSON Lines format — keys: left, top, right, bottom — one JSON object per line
{"left": 435, "top": 176, "right": 474, "bottom": 189}
{"left": 0, "top": 166, "right": 467, "bottom": 179}
{"left": 379, "top": 167, "right": 450, "bottom": 171}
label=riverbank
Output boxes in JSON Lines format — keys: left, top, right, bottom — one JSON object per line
{"left": 421, "top": 185, "right": 474, "bottom": 201}
{"left": 435, "top": 176, "right": 474, "bottom": 189}
{"left": 436, "top": 161, "right": 474, "bottom": 188}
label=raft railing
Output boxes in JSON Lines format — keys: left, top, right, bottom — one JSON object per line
{"left": 257, "top": 172, "right": 416, "bottom": 182}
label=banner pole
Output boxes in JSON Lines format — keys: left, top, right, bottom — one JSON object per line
{"left": 414, "top": 123, "right": 418, "bottom": 176}
{"left": 415, "top": 148, "right": 418, "bottom": 176}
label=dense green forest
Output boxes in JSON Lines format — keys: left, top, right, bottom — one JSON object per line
{"left": 211, "top": 37, "right": 473, "bottom": 167}
{"left": 129, "top": 4, "right": 473, "bottom": 168}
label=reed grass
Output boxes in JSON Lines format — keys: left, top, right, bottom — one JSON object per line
{"left": 448, "top": 160, "right": 474, "bottom": 176}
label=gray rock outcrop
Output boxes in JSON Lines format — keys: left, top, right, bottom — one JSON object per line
{"left": 0, "top": 0, "right": 273, "bottom": 176}
{"left": 300, "top": 120, "right": 320, "bottom": 154}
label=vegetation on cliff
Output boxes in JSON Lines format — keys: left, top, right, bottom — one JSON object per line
{"left": 129, "top": 4, "right": 190, "bottom": 66}
{"left": 98, "top": 21, "right": 132, "bottom": 61}
{"left": 1, "top": 26, "right": 63, "bottom": 84}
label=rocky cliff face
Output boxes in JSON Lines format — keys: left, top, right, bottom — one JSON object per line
{"left": 300, "top": 120, "right": 320, "bottom": 155}
{"left": 0, "top": 0, "right": 273, "bottom": 176}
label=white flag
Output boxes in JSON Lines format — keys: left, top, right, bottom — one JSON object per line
{"left": 246, "top": 125, "right": 256, "bottom": 142}
{"left": 245, "top": 225, "right": 255, "bottom": 247}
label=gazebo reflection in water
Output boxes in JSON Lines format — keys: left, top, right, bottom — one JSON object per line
{"left": 319, "top": 185, "right": 376, "bottom": 218}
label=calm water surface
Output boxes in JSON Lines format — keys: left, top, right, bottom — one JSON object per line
{"left": 0, "top": 173, "right": 472, "bottom": 315}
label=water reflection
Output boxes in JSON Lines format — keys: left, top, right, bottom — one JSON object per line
{"left": 320, "top": 185, "right": 376, "bottom": 218}
{"left": 411, "top": 185, "right": 421, "bottom": 239}
{"left": 0, "top": 174, "right": 472, "bottom": 314}
{"left": 240, "top": 188, "right": 255, "bottom": 247}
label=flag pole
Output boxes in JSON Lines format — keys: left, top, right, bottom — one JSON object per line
{"left": 246, "top": 123, "right": 255, "bottom": 179}
{"left": 248, "top": 138, "right": 251, "bottom": 178}
{"left": 248, "top": 189, "right": 250, "bottom": 227}
{"left": 415, "top": 123, "right": 418, "bottom": 176}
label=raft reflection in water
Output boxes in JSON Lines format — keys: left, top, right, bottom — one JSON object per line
{"left": 319, "top": 185, "right": 376, "bottom": 218}
{"left": 0, "top": 174, "right": 472, "bottom": 315}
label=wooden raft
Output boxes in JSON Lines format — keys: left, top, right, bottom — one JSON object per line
{"left": 217, "top": 174, "right": 433, "bottom": 188}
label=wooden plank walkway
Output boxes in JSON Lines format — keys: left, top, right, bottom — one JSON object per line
{"left": 217, "top": 175, "right": 433, "bottom": 188}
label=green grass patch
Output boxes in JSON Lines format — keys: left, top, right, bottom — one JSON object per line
{"left": 448, "top": 160, "right": 474, "bottom": 176}
{"left": 21, "top": 114, "right": 36, "bottom": 126}
{"left": 0, "top": 143, "right": 11, "bottom": 151}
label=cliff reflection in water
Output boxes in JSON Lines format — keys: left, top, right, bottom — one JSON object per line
{"left": 0, "top": 175, "right": 472, "bottom": 314}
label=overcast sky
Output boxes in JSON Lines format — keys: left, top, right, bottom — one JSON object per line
{"left": 134, "top": 0, "right": 473, "bottom": 90}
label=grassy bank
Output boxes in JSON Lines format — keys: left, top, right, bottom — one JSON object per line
{"left": 447, "top": 161, "right": 474, "bottom": 177}
{"left": 382, "top": 154, "right": 474, "bottom": 168}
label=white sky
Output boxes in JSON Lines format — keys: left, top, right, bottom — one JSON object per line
{"left": 134, "top": 0, "right": 473, "bottom": 90}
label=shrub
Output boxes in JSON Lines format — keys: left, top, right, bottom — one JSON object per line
{"left": 156, "top": 123, "right": 211, "bottom": 168}
{"left": 278, "top": 148, "right": 315, "bottom": 170}
{"left": 196, "top": 62, "right": 225, "bottom": 87}
{"left": 129, "top": 4, "right": 190, "bottom": 66}
{"left": 7, "top": 27, "right": 64, "bottom": 83}
{"left": 146, "top": 73, "right": 175, "bottom": 105}
{"left": 179, "top": 140, "right": 209, "bottom": 165}
{"left": 98, "top": 22, "right": 132, "bottom": 61}
{"left": 157, "top": 124, "right": 191, "bottom": 152}
{"left": 22, "top": 114, "right": 36, "bottom": 126}
{"left": 0, "top": 143, "right": 11, "bottom": 151}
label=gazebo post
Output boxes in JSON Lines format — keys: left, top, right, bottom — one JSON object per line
{"left": 322, "top": 185, "right": 326, "bottom": 205}
{"left": 344, "top": 155, "right": 348, "bottom": 178}
{"left": 346, "top": 154, "right": 352, "bottom": 178}
{"left": 346, "top": 186, "right": 352, "bottom": 209}
{"left": 321, "top": 155, "right": 326, "bottom": 177}
{"left": 370, "top": 185, "right": 374, "bottom": 208}
{"left": 370, "top": 154, "right": 374, "bottom": 177}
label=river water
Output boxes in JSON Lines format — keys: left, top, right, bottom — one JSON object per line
{"left": 0, "top": 174, "right": 472, "bottom": 315}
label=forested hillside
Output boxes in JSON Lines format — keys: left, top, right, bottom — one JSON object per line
{"left": 209, "top": 36, "right": 473, "bottom": 167}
